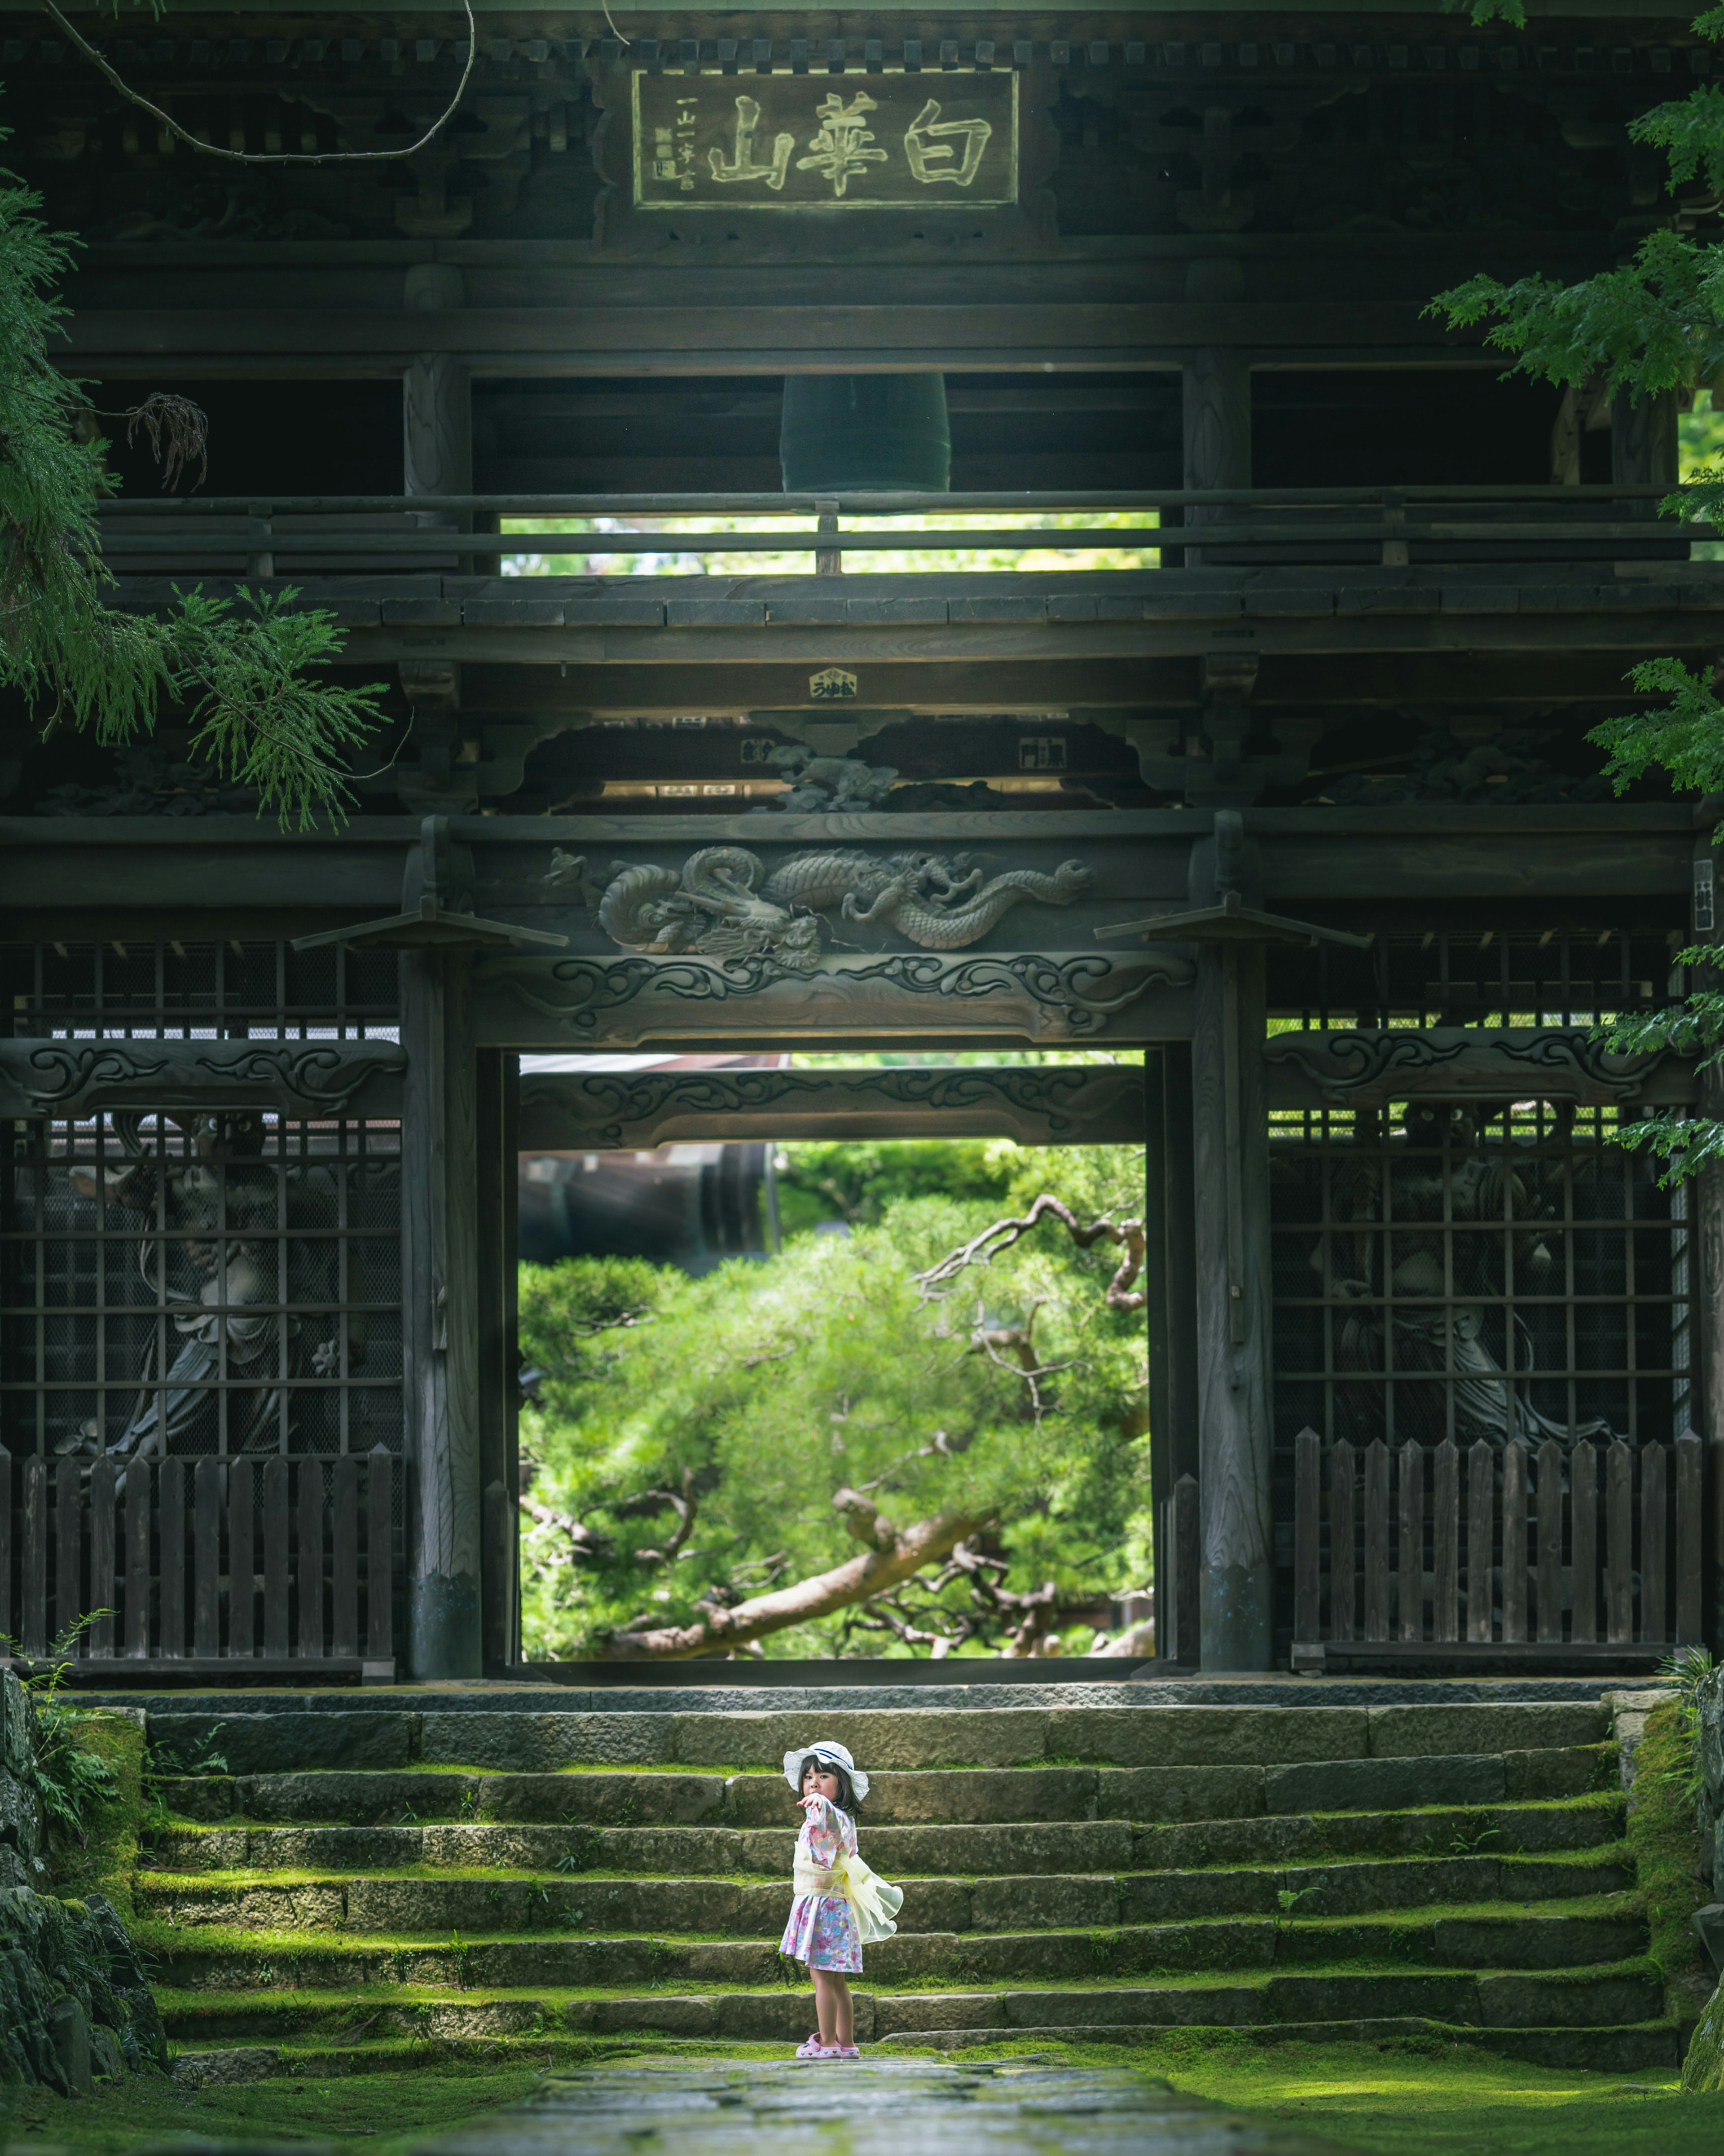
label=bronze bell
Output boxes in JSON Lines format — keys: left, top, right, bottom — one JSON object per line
{"left": 779, "top": 373, "right": 951, "bottom": 493}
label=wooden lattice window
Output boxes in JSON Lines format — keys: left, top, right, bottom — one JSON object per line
{"left": 1270, "top": 1097, "right": 1692, "bottom": 1455}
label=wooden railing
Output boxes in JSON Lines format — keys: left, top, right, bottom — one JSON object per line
{"left": 0, "top": 1448, "right": 396, "bottom": 1679}
{"left": 1291, "top": 1428, "right": 1703, "bottom": 1669}
{"left": 86, "top": 484, "right": 1705, "bottom": 575}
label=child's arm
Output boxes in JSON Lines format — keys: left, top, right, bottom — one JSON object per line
{"left": 796, "top": 1792, "right": 844, "bottom": 1858}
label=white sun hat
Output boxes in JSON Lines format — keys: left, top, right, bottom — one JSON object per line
{"left": 782, "top": 1738, "right": 869, "bottom": 1803}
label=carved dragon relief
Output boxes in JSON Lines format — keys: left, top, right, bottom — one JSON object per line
{"left": 581, "top": 845, "right": 1094, "bottom": 969}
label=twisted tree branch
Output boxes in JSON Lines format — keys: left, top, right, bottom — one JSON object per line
{"left": 522, "top": 1500, "right": 612, "bottom": 1562}
{"left": 916, "top": 1194, "right": 1148, "bottom": 1314}
{"left": 601, "top": 1501, "right": 993, "bottom": 1659}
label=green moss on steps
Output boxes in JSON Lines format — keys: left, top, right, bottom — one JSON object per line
{"left": 0, "top": 2055, "right": 539, "bottom": 2156}
{"left": 4, "top": 2032, "right": 1711, "bottom": 2155}
{"left": 892, "top": 2034, "right": 1706, "bottom": 2154}
{"left": 47, "top": 1710, "right": 146, "bottom": 1918}
{"left": 1622, "top": 1701, "right": 1706, "bottom": 1991}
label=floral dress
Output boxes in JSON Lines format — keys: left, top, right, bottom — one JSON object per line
{"left": 779, "top": 1794, "right": 863, "bottom": 1973}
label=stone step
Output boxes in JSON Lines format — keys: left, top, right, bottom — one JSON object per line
{"left": 145, "top": 1699, "right": 1609, "bottom": 1779}
{"left": 137, "top": 1899, "right": 1645, "bottom": 1979}
{"left": 152, "top": 1748, "right": 1610, "bottom": 1833}
{"left": 1132, "top": 1798, "right": 1623, "bottom": 1869}
{"left": 145, "top": 1819, "right": 1632, "bottom": 1903}
{"left": 150, "top": 1819, "right": 1140, "bottom": 1877}
{"left": 151, "top": 2015, "right": 1684, "bottom": 2081}
{"left": 151, "top": 1967, "right": 1665, "bottom": 2042}
{"left": 149, "top": 1931, "right": 1646, "bottom": 1992}
{"left": 144, "top": 1811, "right": 1629, "bottom": 1897}
{"left": 876, "top": 2022, "right": 1682, "bottom": 2072}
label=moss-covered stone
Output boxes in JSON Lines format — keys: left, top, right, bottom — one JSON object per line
{"left": 1474, "top": 1968, "right": 1665, "bottom": 2026}
{"left": 1681, "top": 1976, "right": 1724, "bottom": 2089}
{"left": 1049, "top": 1707, "right": 1368, "bottom": 1769}
{"left": 0, "top": 1885, "right": 166, "bottom": 2089}
{"left": 1366, "top": 1704, "right": 1606, "bottom": 1758}
{"left": 46, "top": 1708, "right": 144, "bottom": 1918}
{"left": 1117, "top": 1869, "right": 1275, "bottom": 1923}
{"left": 1098, "top": 1767, "right": 1267, "bottom": 1822}
{"left": 152, "top": 1714, "right": 410, "bottom": 1777}
{"left": 485, "top": 1772, "right": 728, "bottom": 1826}
{"left": 1501, "top": 1745, "right": 1614, "bottom": 1800}
{"left": 860, "top": 1769, "right": 1099, "bottom": 1826}
{"left": 1264, "top": 1756, "right": 1505, "bottom": 1815}
{"left": 1429, "top": 1914, "right": 1648, "bottom": 1968}
{"left": 1620, "top": 1693, "right": 1710, "bottom": 2041}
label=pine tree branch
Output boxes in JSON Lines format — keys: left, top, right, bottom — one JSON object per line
{"left": 915, "top": 1193, "right": 1148, "bottom": 1314}
{"left": 600, "top": 1503, "right": 993, "bottom": 1659}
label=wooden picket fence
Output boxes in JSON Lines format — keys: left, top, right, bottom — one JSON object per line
{"left": 0, "top": 1447, "right": 396, "bottom": 1676}
{"left": 1292, "top": 1428, "right": 1703, "bottom": 1658}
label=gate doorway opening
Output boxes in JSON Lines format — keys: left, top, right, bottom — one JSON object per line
{"left": 501, "top": 1048, "right": 1155, "bottom": 1672}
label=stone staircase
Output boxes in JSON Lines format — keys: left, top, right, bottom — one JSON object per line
{"left": 110, "top": 1683, "right": 1680, "bottom": 2078}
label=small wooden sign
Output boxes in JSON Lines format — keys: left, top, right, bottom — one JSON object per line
{"left": 632, "top": 70, "right": 1018, "bottom": 210}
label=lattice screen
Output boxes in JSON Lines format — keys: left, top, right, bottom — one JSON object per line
{"left": 2, "top": 940, "right": 403, "bottom": 1465}
{"left": 1270, "top": 1098, "right": 1692, "bottom": 1455}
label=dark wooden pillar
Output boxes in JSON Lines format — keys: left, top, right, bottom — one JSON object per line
{"left": 1145, "top": 1049, "right": 1172, "bottom": 1526}
{"left": 1190, "top": 935, "right": 1275, "bottom": 1669}
{"left": 401, "top": 946, "right": 484, "bottom": 1678}
{"left": 404, "top": 351, "right": 473, "bottom": 500}
{"left": 1151, "top": 1041, "right": 1203, "bottom": 1662}
{"left": 1691, "top": 830, "right": 1724, "bottom": 1651}
{"left": 1160, "top": 1045, "right": 1201, "bottom": 1486}
{"left": 476, "top": 1049, "right": 521, "bottom": 1671}
{"left": 1183, "top": 348, "right": 1251, "bottom": 566}
{"left": 1184, "top": 348, "right": 1252, "bottom": 488}
{"left": 1703, "top": 1092, "right": 1724, "bottom": 1656}
{"left": 1611, "top": 389, "right": 1679, "bottom": 494}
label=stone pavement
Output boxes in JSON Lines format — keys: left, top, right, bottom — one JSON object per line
{"left": 414, "top": 2059, "right": 1353, "bottom": 2156}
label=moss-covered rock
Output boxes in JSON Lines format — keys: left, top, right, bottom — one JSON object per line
{"left": 0, "top": 1884, "right": 166, "bottom": 2090}
{"left": 0, "top": 1688, "right": 163, "bottom": 2091}
{"left": 1699, "top": 1663, "right": 1723, "bottom": 1889}
{"left": 45, "top": 1707, "right": 145, "bottom": 1918}
{"left": 1620, "top": 1699, "right": 1707, "bottom": 1996}
{"left": 1682, "top": 1975, "right": 1724, "bottom": 2090}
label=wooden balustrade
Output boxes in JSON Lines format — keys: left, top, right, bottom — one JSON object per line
{"left": 0, "top": 1448, "right": 396, "bottom": 1679}
{"left": 1292, "top": 1428, "right": 1702, "bottom": 1664}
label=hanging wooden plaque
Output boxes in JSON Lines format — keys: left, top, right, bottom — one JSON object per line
{"left": 631, "top": 70, "right": 1019, "bottom": 210}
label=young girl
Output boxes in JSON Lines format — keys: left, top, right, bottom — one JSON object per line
{"left": 779, "top": 1740, "right": 902, "bottom": 2060}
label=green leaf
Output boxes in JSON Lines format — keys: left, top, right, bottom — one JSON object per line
{"left": 1439, "top": 0, "right": 1526, "bottom": 25}
{"left": 1426, "top": 231, "right": 1724, "bottom": 399}
{"left": 166, "top": 586, "right": 389, "bottom": 829}
{"left": 0, "top": 147, "right": 387, "bottom": 824}
{"left": 1628, "top": 81, "right": 1724, "bottom": 195}
{"left": 1588, "top": 657, "right": 1724, "bottom": 798}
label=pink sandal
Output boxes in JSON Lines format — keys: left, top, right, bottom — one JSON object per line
{"left": 795, "top": 2037, "right": 840, "bottom": 2059}
{"left": 835, "top": 2045, "right": 861, "bottom": 2060}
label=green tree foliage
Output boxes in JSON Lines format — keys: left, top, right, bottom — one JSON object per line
{"left": 774, "top": 1138, "right": 1014, "bottom": 1234}
{"left": 0, "top": 127, "right": 385, "bottom": 823}
{"left": 516, "top": 1147, "right": 1150, "bottom": 1659}
{"left": 0, "top": 1617, "right": 120, "bottom": 1839}
{"left": 1428, "top": 9, "right": 1724, "bottom": 1178}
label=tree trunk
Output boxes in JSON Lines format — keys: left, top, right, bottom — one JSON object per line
{"left": 602, "top": 1507, "right": 991, "bottom": 1659}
